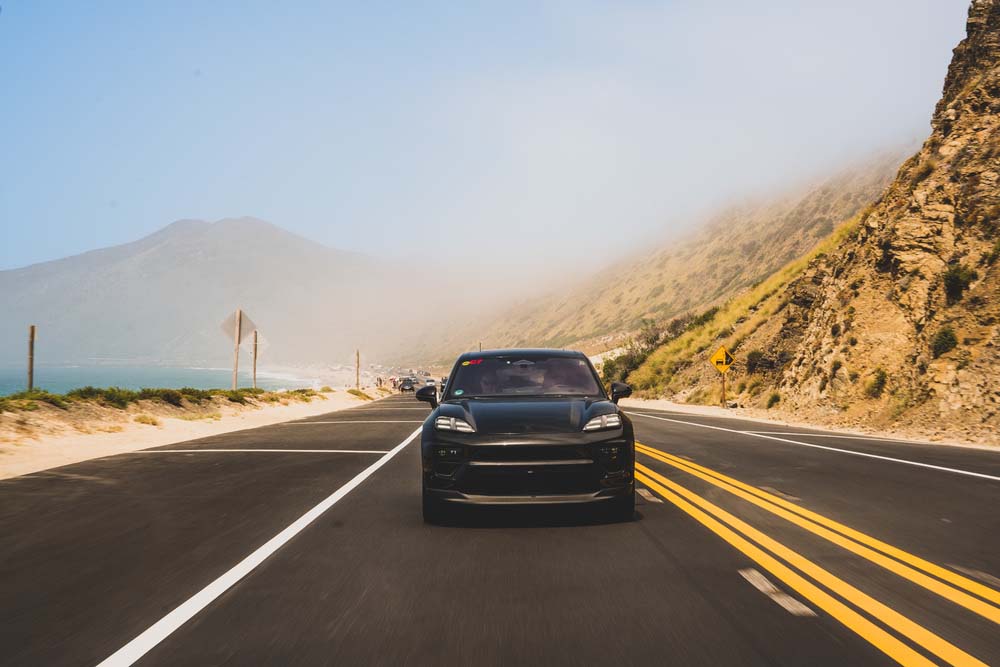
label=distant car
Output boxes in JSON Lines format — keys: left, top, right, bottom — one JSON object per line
{"left": 399, "top": 378, "right": 415, "bottom": 392}
{"left": 425, "top": 378, "right": 436, "bottom": 386}
{"left": 415, "top": 348, "right": 634, "bottom": 523}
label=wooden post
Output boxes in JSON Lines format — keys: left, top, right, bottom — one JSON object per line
{"left": 232, "top": 309, "right": 242, "bottom": 390}
{"left": 252, "top": 329, "right": 258, "bottom": 389}
{"left": 721, "top": 372, "right": 727, "bottom": 408}
{"left": 27, "top": 325, "right": 36, "bottom": 392}
{"left": 479, "top": 341, "right": 482, "bottom": 352}
{"left": 355, "top": 349, "right": 360, "bottom": 389}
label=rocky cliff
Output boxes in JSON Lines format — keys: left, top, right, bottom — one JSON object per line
{"left": 633, "top": 0, "right": 1000, "bottom": 442}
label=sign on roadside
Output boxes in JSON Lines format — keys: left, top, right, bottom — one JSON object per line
{"left": 709, "top": 345, "right": 734, "bottom": 374}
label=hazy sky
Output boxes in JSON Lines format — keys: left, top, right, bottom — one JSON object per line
{"left": 0, "top": 1, "right": 970, "bottom": 270}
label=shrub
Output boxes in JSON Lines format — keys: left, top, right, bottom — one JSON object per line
{"left": 831, "top": 360, "right": 842, "bottom": 374}
{"left": 66, "top": 386, "right": 138, "bottom": 408}
{"left": 746, "top": 350, "right": 766, "bottom": 374}
{"left": 943, "top": 264, "right": 978, "bottom": 304}
{"left": 912, "top": 160, "right": 935, "bottom": 184}
{"left": 830, "top": 323, "right": 841, "bottom": 338}
{"left": 7, "top": 389, "right": 69, "bottom": 409}
{"left": 848, "top": 336, "right": 858, "bottom": 346}
{"left": 690, "top": 306, "right": 720, "bottom": 328}
{"left": 221, "top": 390, "right": 248, "bottom": 404}
{"left": 931, "top": 326, "right": 958, "bottom": 358}
{"left": 138, "top": 388, "right": 184, "bottom": 407}
{"left": 320, "top": 386, "right": 334, "bottom": 393}
{"left": 766, "top": 392, "right": 781, "bottom": 409}
{"left": 134, "top": 414, "right": 159, "bottom": 426}
{"left": 179, "top": 387, "right": 213, "bottom": 403}
{"left": 348, "top": 388, "right": 373, "bottom": 401}
{"left": 985, "top": 239, "right": 1000, "bottom": 265}
{"left": 865, "top": 368, "right": 887, "bottom": 398}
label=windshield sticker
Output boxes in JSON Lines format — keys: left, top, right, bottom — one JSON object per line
{"left": 462, "top": 359, "right": 483, "bottom": 366}
{"left": 454, "top": 389, "right": 464, "bottom": 395}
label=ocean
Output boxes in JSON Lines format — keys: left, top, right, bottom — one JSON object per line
{"left": 0, "top": 365, "right": 318, "bottom": 396}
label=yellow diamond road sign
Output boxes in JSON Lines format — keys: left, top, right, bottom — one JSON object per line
{"left": 709, "top": 346, "right": 734, "bottom": 374}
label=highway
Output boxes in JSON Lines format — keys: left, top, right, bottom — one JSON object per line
{"left": 2, "top": 394, "right": 998, "bottom": 666}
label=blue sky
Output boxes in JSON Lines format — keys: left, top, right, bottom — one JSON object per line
{"left": 0, "top": 1, "right": 971, "bottom": 269}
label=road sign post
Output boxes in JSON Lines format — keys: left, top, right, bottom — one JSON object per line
{"left": 356, "top": 349, "right": 360, "bottom": 390}
{"left": 252, "top": 329, "right": 258, "bottom": 390}
{"left": 232, "top": 309, "right": 242, "bottom": 390}
{"left": 27, "top": 324, "right": 36, "bottom": 392}
{"left": 709, "top": 345, "right": 734, "bottom": 408}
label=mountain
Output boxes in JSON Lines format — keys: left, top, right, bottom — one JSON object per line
{"left": 629, "top": 0, "right": 1000, "bottom": 442}
{"left": 0, "top": 217, "right": 414, "bottom": 367}
{"left": 417, "top": 149, "right": 907, "bottom": 364}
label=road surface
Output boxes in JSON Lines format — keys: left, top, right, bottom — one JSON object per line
{"left": 2, "top": 394, "right": 998, "bottom": 666}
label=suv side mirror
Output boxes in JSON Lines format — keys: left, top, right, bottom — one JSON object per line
{"left": 610, "top": 382, "right": 632, "bottom": 404}
{"left": 416, "top": 385, "right": 438, "bottom": 408}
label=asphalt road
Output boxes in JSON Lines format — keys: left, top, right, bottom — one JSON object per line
{"left": 2, "top": 394, "right": 998, "bottom": 666}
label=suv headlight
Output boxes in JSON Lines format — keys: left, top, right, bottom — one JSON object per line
{"left": 435, "top": 416, "right": 475, "bottom": 433}
{"left": 583, "top": 413, "right": 622, "bottom": 431}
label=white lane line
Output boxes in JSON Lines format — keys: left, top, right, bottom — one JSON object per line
{"left": 632, "top": 413, "right": 1000, "bottom": 483}
{"left": 132, "top": 449, "right": 389, "bottom": 454}
{"left": 636, "top": 488, "right": 663, "bottom": 504}
{"left": 283, "top": 420, "right": 424, "bottom": 424}
{"left": 739, "top": 568, "right": 817, "bottom": 617}
{"left": 97, "top": 427, "right": 421, "bottom": 667}
{"left": 743, "top": 431, "right": 929, "bottom": 444}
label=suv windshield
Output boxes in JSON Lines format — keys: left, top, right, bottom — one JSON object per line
{"left": 447, "top": 354, "right": 604, "bottom": 399}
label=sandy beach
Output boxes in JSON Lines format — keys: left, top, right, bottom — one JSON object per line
{"left": 0, "top": 387, "right": 391, "bottom": 480}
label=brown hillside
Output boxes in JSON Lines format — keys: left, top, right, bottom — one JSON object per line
{"left": 633, "top": 0, "right": 1000, "bottom": 443}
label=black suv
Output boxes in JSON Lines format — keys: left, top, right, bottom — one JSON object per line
{"left": 415, "top": 349, "right": 634, "bottom": 522}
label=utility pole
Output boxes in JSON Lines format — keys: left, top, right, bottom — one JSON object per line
{"left": 252, "top": 329, "right": 259, "bottom": 390}
{"left": 355, "top": 349, "right": 360, "bottom": 389}
{"left": 232, "top": 309, "right": 242, "bottom": 390}
{"left": 479, "top": 341, "right": 482, "bottom": 352}
{"left": 27, "top": 325, "right": 35, "bottom": 392}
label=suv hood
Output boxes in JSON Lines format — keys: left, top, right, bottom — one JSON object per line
{"left": 440, "top": 398, "right": 615, "bottom": 435}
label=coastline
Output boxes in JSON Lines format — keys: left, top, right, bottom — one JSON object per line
{"left": 0, "top": 386, "right": 393, "bottom": 480}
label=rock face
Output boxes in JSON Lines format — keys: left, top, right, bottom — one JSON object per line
{"left": 720, "top": 0, "right": 1000, "bottom": 440}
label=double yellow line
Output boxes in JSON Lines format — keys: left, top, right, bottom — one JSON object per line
{"left": 634, "top": 441, "right": 998, "bottom": 667}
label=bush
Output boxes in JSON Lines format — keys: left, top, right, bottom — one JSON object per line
{"left": 134, "top": 414, "right": 159, "bottom": 426}
{"left": 746, "top": 350, "right": 766, "bottom": 374}
{"left": 766, "top": 392, "right": 781, "bottom": 409}
{"left": 348, "top": 388, "right": 373, "bottom": 401}
{"left": 985, "top": 240, "right": 1000, "bottom": 265}
{"left": 138, "top": 388, "right": 184, "bottom": 407}
{"left": 320, "top": 386, "right": 334, "bottom": 393}
{"left": 831, "top": 360, "right": 842, "bottom": 375}
{"left": 912, "top": 160, "right": 935, "bottom": 184}
{"left": 848, "top": 336, "right": 858, "bottom": 346}
{"left": 865, "top": 368, "right": 887, "bottom": 398}
{"left": 179, "top": 387, "right": 213, "bottom": 403}
{"left": 931, "top": 326, "right": 958, "bottom": 358}
{"left": 66, "top": 386, "right": 138, "bottom": 409}
{"left": 943, "top": 264, "right": 978, "bottom": 304}
{"left": 7, "top": 389, "right": 69, "bottom": 409}
{"left": 830, "top": 323, "right": 841, "bottom": 338}
{"left": 690, "top": 307, "right": 720, "bottom": 328}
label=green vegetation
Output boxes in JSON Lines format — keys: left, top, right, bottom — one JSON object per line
{"left": 766, "top": 392, "right": 781, "bottom": 409}
{"left": 5, "top": 389, "right": 69, "bottom": 409}
{"left": 348, "top": 388, "right": 374, "bottom": 401}
{"left": 943, "top": 263, "right": 978, "bottom": 304}
{"left": 134, "top": 414, "right": 159, "bottom": 426}
{"left": 629, "top": 211, "right": 867, "bottom": 392}
{"left": 745, "top": 350, "right": 765, "bottom": 374}
{"left": 985, "top": 239, "right": 1000, "bottom": 265}
{"left": 912, "top": 159, "right": 936, "bottom": 185}
{"left": 0, "top": 385, "right": 315, "bottom": 411}
{"left": 865, "top": 368, "right": 888, "bottom": 398}
{"left": 931, "top": 326, "right": 958, "bottom": 358}
{"left": 320, "top": 386, "right": 335, "bottom": 393}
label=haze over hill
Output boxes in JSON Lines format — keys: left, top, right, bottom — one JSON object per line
{"left": 410, "top": 147, "right": 911, "bottom": 365}
{"left": 0, "top": 217, "right": 521, "bottom": 368}
{"left": 626, "top": 0, "right": 1000, "bottom": 443}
